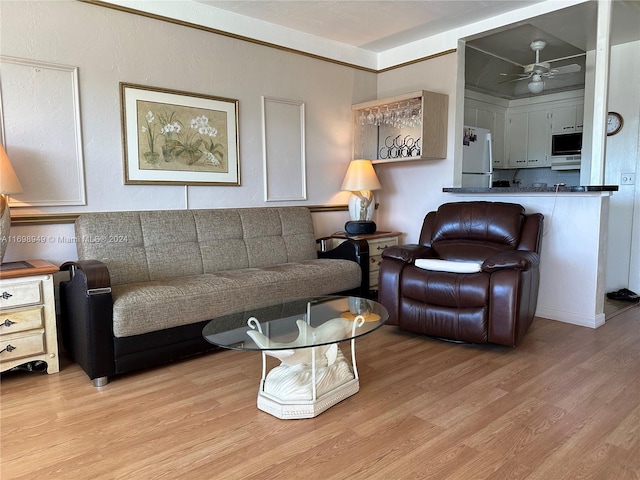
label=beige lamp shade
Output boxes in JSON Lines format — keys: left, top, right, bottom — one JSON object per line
{"left": 0, "top": 144, "right": 23, "bottom": 262}
{"left": 341, "top": 160, "right": 381, "bottom": 224}
{"left": 340, "top": 159, "right": 381, "bottom": 192}
{"left": 1, "top": 145, "right": 23, "bottom": 194}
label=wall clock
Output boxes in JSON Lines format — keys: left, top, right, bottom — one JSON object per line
{"left": 606, "top": 112, "right": 623, "bottom": 136}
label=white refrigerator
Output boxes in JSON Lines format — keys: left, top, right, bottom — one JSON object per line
{"left": 462, "top": 126, "right": 493, "bottom": 187}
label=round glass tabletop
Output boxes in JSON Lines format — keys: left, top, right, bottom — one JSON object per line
{"left": 203, "top": 295, "right": 388, "bottom": 352}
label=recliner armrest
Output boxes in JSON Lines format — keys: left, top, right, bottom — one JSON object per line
{"left": 382, "top": 244, "right": 435, "bottom": 263}
{"left": 482, "top": 250, "right": 540, "bottom": 273}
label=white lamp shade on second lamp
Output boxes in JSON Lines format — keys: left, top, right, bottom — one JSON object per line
{"left": 0, "top": 145, "right": 23, "bottom": 195}
{"left": 341, "top": 159, "right": 381, "bottom": 222}
{"left": 0, "top": 144, "right": 24, "bottom": 263}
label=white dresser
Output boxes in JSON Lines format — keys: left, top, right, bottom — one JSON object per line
{"left": 0, "top": 260, "right": 59, "bottom": 374}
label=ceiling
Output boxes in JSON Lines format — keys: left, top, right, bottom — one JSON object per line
{"left": 102, "top": 0, "right": 640, "bottom": 98}
{"left": 196, "top": 0, "right": 544, "bottom": 52}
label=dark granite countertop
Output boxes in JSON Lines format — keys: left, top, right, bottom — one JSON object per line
{"left": 443, "top": 185, "right": 619, "bottom": 194}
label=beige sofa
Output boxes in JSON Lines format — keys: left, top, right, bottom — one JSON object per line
{"left": 60, "top": 207, "right": 368, "bottom": 386}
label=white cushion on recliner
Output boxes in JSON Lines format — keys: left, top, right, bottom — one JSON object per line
{"left": 414, "top": 258, "right": 482, "bottom": 273}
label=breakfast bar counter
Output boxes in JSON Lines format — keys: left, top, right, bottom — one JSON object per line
{"left": 443, "top": 185, "right": 619, "bottom": 194}
{"left": 441, "top": 185, "right": 618, "bottom": 330}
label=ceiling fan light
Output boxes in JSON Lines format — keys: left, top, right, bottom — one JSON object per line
{"left": 528, "top": 78, "right": 544, "bottom": 94}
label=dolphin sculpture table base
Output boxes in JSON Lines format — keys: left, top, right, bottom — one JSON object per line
{"left": 246, "top": 316, "right": 366, "bottom": 419}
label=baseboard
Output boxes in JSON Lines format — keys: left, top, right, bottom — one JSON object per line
{"left": 535, "top": 306, "right": 606, "bottom": 329}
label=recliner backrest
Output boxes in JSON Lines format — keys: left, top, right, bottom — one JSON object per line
{"left": 423, "top": 202, "right": 526, "bottom": 262}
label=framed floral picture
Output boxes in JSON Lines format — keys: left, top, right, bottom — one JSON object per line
{"left": 120, "top": 83, "right": 240, "bottom": 185}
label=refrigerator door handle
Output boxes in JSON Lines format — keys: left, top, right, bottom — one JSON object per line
{"left": 486, "top": 132, "right": 493, "bottom": 174}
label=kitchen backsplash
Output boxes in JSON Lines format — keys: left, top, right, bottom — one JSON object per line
{"left": 493, "top": 168, "right": 581, "bottom": 187}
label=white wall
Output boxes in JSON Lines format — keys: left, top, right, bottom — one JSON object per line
{"left": 604, "top": 40, "right": 640, "bottom": 293}
{"left": 374, "top": 53, "right": 459, "bottom": 243}
{"left": 0, "top": 0, "right": 376, "bottom": 263}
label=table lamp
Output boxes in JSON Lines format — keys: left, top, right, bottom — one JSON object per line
{"left": 340, "top": 159, "right": 381, "bottom": 235}
{"left": 0, "top": 145, "right": 23, "bottom": 263}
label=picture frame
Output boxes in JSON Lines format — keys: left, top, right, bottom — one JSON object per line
{"left": 1, "top": 55, "right": 87, "bottom": 206}
{"left": 262, "top": 96, "right": 307, "bottom": 201}
{"left": 120, "top": 83, "right": 240, "bottom": 186}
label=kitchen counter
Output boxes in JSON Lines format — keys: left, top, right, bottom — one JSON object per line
{"left": 443, "top": 185, "right": 618, "bottom": 194}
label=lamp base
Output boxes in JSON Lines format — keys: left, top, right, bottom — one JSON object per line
{"left": 0, "top": 194, "right": 11, "bottom": 264}
{"left": 345, "top": 220, "right": 377, "bottom": 236}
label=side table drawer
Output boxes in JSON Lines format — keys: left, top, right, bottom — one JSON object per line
{"left": 368, "top": 238, "right": 399, "bottom": 255}
{"left": 0, "top": 280, "right": 43, "bottom": 309}
{"left": 0, "top": 307, "right": 45, "bottom": 333}
{"left": 0, "top": 331, "right": 45, "bottom": 362}
{"left": 367, "top": 237, "right": 399, "bottom": 289}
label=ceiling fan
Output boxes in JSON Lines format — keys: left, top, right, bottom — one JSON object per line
{"left": 500, "top": 40, "right": 583, "bottom": 94}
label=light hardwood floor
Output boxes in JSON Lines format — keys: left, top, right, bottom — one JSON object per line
{"left": 2, "top": 306, "right": 639, "bottom": 480}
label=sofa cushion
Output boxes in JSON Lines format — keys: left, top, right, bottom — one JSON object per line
{"left": 111, "top": 258, "right": 361, "bottom": 337}
{"left": 75, "top": 207, "right": 318, "bottom": 286}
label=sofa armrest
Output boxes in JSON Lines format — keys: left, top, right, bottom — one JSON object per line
{"left": 61, "top": 260, "right": 112, "bottom": 292}
{"left": 381, "top": 244, "right": 435, "bottom": 263}
{"left": 482, "top": 250, "right": 540, "bottom": 273}
{"left": 59, "top": 260, "right": 115, "bottom": 384}
{"left": 317, "top": 237, "right": 370, "bottom": 296}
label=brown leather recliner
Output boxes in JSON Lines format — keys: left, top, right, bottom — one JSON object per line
{"left": 378, "top": 201, "right": 543, "bottom": 347}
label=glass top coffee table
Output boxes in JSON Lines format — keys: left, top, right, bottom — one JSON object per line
{"left": 203, "top": 296, "right": 388, "bottom": 419}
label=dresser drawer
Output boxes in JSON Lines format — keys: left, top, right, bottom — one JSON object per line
{"left": 0, "top": 306, "right": 45, "bottom": 334}
{"left": 0, "top": 331, "right": 45, "bottom": 362}
{"left": 368, "top": 237, "right": 399, "bottom": 272}
{"left": 370, "top": 254, "right": 383, "bottom": 272}
{"left": 0, "top": 280, "right": 43, "bottom": 309}
{"left": 367, "top": 238, "right": 399, "bottom": 255}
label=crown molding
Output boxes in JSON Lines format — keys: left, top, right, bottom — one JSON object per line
{"left": 83, "top": 0, "right": 588, "bottom": 72}
{"left": 80, "top": 0, "right": 379, "bottom": 72}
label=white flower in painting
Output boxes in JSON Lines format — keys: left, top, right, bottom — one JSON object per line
{"left": 146, "top": 111, "right": 155, "bottom": 123}
{"left": 190, "top": 115, "right": 217, "bottom": 137}
{"left": 203, "top": 151, "right": 221, "bottom": 166}
{"left": 199, "top": 126, "right": 217, "bottom": 136}
{"left": 160, "top": 122, "right": 181, "bottom": 135}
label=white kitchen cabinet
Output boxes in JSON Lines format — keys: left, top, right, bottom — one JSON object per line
{"left": 507, "top": 112, "right": 529, "bottom": 168}
{"left": 507, "top": 108, "right": 550, "bottom": 168}
{"left": 527, "top": 109, "right": 550, "bottom": 167}
{"left": 551, "top": 104, "right": 584, "bottom": 133}
{"left": 492, "top": 111, "right": 506, "bottom": 169}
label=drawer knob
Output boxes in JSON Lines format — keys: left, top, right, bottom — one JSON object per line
{"left": 1, "top": 291, "right": 13, "bottom": 300}
{"left": 0, "top": 344, "right": 16, "bottom": 354}
{"left": 1, "top": 319, "right": 16, "bottom": 327}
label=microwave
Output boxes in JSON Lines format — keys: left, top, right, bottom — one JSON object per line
{"left": 551, "top": 132, "right": 582, "bottom": 156}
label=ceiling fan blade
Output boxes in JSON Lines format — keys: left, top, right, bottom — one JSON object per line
{"left": 499, "top": 72, "right": 531, "bottom": 77}
{"left": 499, "top": 76, "right": 531, "bottom": 84}
{"left": 545, "top": 52, "right": 587, "bottom": 64}
{"left": 550, "top": 64, "right": 582, "bottom": 75}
